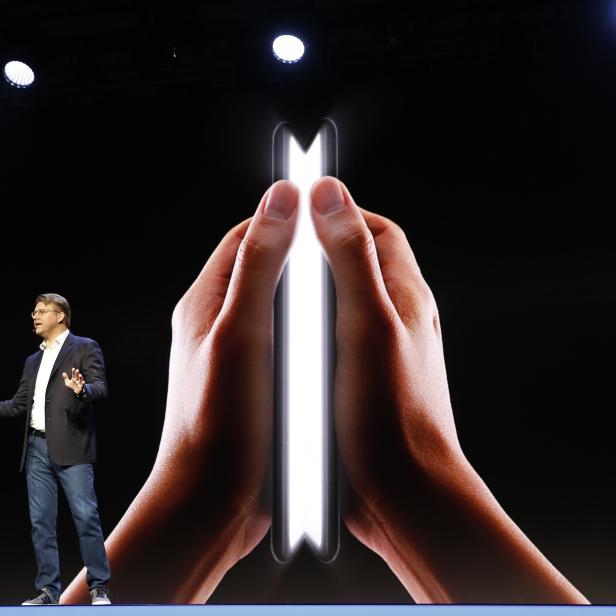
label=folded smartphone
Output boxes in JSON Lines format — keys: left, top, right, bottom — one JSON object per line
{"left": 271, "top": 118, "right": 339, "bottom": 563}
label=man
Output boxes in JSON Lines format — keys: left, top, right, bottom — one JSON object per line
{"left": 0, "top": 293, "right": 111, "bottom": 605}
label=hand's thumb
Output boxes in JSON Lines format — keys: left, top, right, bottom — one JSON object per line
{"left": 220, "top": 180, "right": 299, "bottom": 323}
{"left": 310, "top": 177, "right": 390, "bottom": 315}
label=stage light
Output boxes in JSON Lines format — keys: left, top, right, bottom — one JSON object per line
{"left": 3, "top": 61, "right": 35, "bottom": 88}
{"left": 272, "top": 35, "right": 305, "bottom": 63}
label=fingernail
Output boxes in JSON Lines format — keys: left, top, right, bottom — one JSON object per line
{"left": 264, "top": 181, "right": 298, "bottom": 220}
{"left": 312, "top": 179, "right": 345, "bottom": 215}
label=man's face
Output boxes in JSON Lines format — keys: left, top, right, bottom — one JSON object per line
{"left": 32, "top": 302, "right": 63, "bottom": 338}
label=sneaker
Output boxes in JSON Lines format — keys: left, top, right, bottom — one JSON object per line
{"left": 22, "top": 587, "right": 59, "bottom": 605}
{"left": 90, "top": 586, "right": 112, "bottom": 605}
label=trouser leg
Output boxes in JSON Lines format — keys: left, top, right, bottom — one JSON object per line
{"left": 57, "top": 462, "right": 110, "bottom": 590}
{"left": 25, "top": 435, "right": 61, "bottom": 600}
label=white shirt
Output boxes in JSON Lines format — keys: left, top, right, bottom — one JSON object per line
{"left": 30, "top": 329, "right": 70, "bottom": 432}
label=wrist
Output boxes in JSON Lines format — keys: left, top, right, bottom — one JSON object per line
{"left": 349, "top": 452, "right": 483, "bottom": 602}
{"left": 354, "top": 450, "right": 588, "bottom": 604}
{"left": 349, "top": 443, "right": 473, "bottom": 540}
{"left": 103, "top": 468, "right": 264, "bottom": 603}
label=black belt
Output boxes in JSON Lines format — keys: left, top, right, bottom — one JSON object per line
{"left": 29, "top": 428, "right": 46, "bottom": 439}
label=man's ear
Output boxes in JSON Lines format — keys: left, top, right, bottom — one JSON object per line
{"left": 57, "top": 311, "right": 65, "bottom": 324}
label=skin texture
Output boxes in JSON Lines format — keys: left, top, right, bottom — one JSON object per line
{"left": 62, "top": 180, "right": 300, "bottom": 603}
{"left": 61, "top": 178, "right": 588, "bottom": 604}
{"left": 309, "top": 178, "right": 588, "bottom": 604}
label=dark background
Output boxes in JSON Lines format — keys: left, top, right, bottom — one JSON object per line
{"left": 0, "top": 0, "right": 615, "bottom": 605}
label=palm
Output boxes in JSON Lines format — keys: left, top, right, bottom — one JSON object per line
{"left": 62, "top": 368, "right": 84, "bottom": 394}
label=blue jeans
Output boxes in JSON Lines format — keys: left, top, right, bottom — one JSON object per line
{"left": 25, "top": 433, "right": 110, "bottom": 600}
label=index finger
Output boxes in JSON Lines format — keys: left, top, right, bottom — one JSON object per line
{"left": 172, "top": 216, "right": 253, "bottom": 339}
{"left": 356, "top": 203, "right": 437, "bottom": 329}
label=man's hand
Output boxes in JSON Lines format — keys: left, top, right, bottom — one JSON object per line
{"left": 310, "top": 176, "right": 588, "bottom": 604}
{"left": 62, "top": 367, "right": 85, "bottom": 396}
{"left": 61, "top": 177, "right": 588, "bottom": 605}
{"left": 61, "top": 179, "right": 300, "bottom": 604}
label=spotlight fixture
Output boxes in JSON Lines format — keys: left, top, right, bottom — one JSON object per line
{"left": 3, "top": 61, "right": 35, "bottom": 88}
{"left": 272, "top": 35, "right": 305, "bottom": 63}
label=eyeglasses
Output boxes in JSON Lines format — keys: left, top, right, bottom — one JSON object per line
{"left": 31, "top": 309, "right": 59, "bottom": 318}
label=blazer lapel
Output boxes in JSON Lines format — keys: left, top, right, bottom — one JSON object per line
{"left": 49, "top": 333, "right": 74, "bottom": 383}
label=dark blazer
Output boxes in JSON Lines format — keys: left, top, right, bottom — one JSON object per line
{"left": 0, "top": 332, "right": 108, "bottom": 470}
